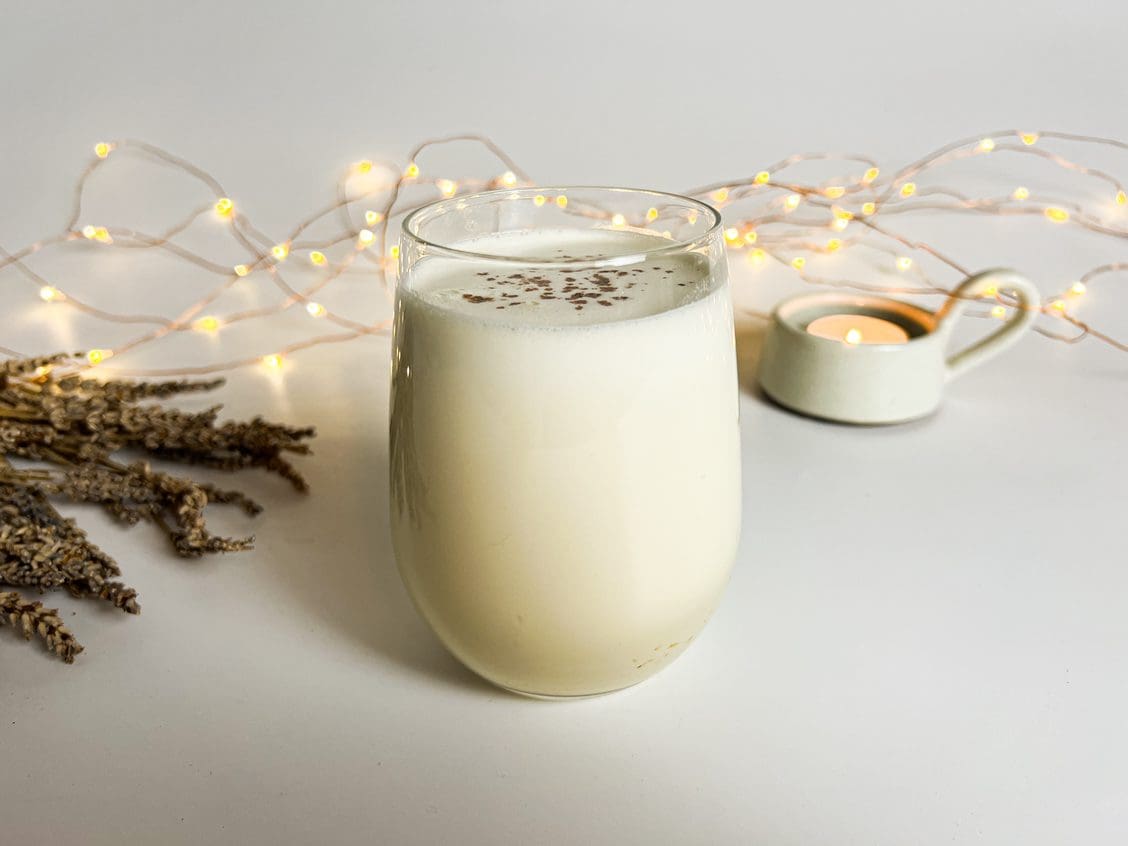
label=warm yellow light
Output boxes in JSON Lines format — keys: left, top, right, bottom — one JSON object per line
{"left": 533, "top": 194, "right": 546, "bottom": 207}
{"left": 646, "top": 207, "right": 659, "bottom": 222}
{"left": 844, "top": 328, "right": 862, "bottom": 345}
{"left": 1044, "top": 206, "right": 1069, "bottom": 223}
{"left": 214, "top": 197, "right": 234, "bottom": 218}
{"left": 86, "top": 349, "right": 111, "bottom": 366}
{"left": 1013, "top": 186, "right": 1030, "bottom": 201}
{"left": 863, "top": 167, "right": 880, "bottom": 184}
{"left": 365, "top": 210, "right": 383, "bottom": 225}
{"left": 262, "top": 354, "right": 284, "bottom": 370}
{"left": 94, "top": 141, "right": 111, "bottom": 159}
{"left": 862, "top": 201, "right": 876, "bottom": 215}
{"left": 790, "top": 257, "right": 806, "bottom": 270}
{"left": 712, "top": 187, "right": 730, "bottom": 203}
{"left": 93, "top": 226, "right": 112, "bottom": 244}
{"left": 500, "top": 171, "right": 517, "bottom": 187}
{"left": 404, "top": 162, "right": 419, "bottom": 179}
{"left": 233, "top": 264, "right": 250, "bottom": 277}
{"left": 272, "top": 243, "right": 290, "bottom": 260}
{"left": 978, "top": 138, "right": 996, "bottom": 153}
{"left": 389, "top": 245, "right": 400, "bottom": 260}
{"left": 831, "top": 218, "right": 849, "bottom": 232}
{"left": 833, "top": 206, "right": 854, "bottom": 221}
{"left": 306, "top": 301, "right": 326, "bottom": 318}
{"left": 723, "top": 227, "right": 740, "bottom": 243}
{"left": 743, "top": 230, "right": 758, "bottom": 244}
{"left": 82, "top": 225, "right": 97, "bottom": 239}
{"left": 990, "top": 305, "right": 1007, "bottom": 320}
{"left": 1070, "top": 281, "right": 1087, "bottom": 296}
{"left": 39, "top": 286, "right": 61, "bottom": 302}
{"left": 687, "top": 211, "right": 699, "bottom": 225}
{"left": 555, "top": 195, "right": 568, "bottom": 208}
{"left": 824, "top": 186, "right": 846, "bottom": 199}
{"left": 194, "top": 315, "right": 220, "bottom": 333}
{"left": 984, "top": 286, "right": 998, "bottom": 297}
{"left": 900, "top": 182, "right": 917, "bottom": 198}
{"left": 309, "top": 251, "right": 327, "bottom": 266}
{"left": 825, "top": 238, "right": 842, "bottom": 252}
{"left": 1020, "top": 132, "right": 1039, "bottom": 146}
{"left": 895, "top": 256, "right": 913, "bottom": 271}
{"left": 784, "top": 193, "right": 801, "bottom": 210}
{"left": 749, "top": 248, "right": 766, "bottom": 265}
{"left": 354, "top": 160, "right": 373, "bottom": 174}
{"left": 436, "top": 178, "right": 457, "bottom": 197}
{"left": 357, "top": 229, "right": 375, "bottom": 247}
{"left": 754, "top": 171, "right": 771, "bottom": 185}
{"left": 1117, "top": 190, "right": 1127, "bottom": 206}
{"left": 1050, "top": 299, "right": 1066, "bottom": 312}
{"left": 612, "top": 213, "right": 627, "bottom": 227}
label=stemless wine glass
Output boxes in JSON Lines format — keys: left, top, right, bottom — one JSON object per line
{"left": 390, "top": 186, "right": 740, "bottom": 698}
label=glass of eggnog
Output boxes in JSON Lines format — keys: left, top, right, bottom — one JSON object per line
{"left": 391, "top": 186, "right": 740, "bottom": 698}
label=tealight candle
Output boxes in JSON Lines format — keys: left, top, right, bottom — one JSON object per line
{"left": 806, "top": 313, "right": 910, "bottom": 345}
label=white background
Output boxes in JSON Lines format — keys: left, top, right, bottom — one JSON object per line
{"left": 3, "top": 1, "right": 1128, "bottom": 843}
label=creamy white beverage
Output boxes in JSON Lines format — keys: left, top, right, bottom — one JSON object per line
{"left": 390, "top": 227, "right": 741, "bottom": 697}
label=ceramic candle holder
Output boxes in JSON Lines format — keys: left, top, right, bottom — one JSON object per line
{"left": 757, "top": 268, "right": 1040, "bottom": 424}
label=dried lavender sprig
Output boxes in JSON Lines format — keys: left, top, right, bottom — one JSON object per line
{"left": 0, "top": 589, "right": 84, "bottom": 663}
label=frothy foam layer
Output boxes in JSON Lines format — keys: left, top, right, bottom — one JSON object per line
{"left": 404, "top": 229, "right": 715, "bottom": 327}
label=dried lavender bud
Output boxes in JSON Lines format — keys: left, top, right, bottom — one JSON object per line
{"left": 0, "top": 589, "right": 84, "bottom": 663}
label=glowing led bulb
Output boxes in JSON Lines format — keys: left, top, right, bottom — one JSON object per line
{"left": 1117, "top": 190, "right": 1127, "bottom": 206}
{"left": 306, "top": 301, "right": 326, "bottom": 318}
{"left": 863, "top": 167, "right": 880, "bottom": 183}
{"left": 91, "top": 226, "right": 112, "bottom": 244}
{"left": 272, "top": 243, "right": 290, "bottom": 260}
{"left": 1044, "top": 206, "right": 1069, "bottom": 223}
{"left": 214, "top": 197, "right": 234, "bottom": 218}
{"left": 831, "top": 218, "right": 849, "bottom": 232}
{"left": 612, "top": 213, "right": 627, "bottom": 227}
{"left": 309, "top": 251, "right": 327, "bottom": 266}
{"left": 784, "top": 194, "right": 801, "bottom": 211}
{"left": 39, "top": 286, "right": 61, "bottom": 302}
{"left": 499, "top": 171, "right": 517, "bottom": 187}
{"left": 844, "top": 328, "right": 862, "bottom": 345}
{"left": 86, "top": 349, "right": 111, "bottom": 366}
{"left": 354, "top": 160, "right": 373, "bottom": 174}
{"left": 262, "top": 354, "right": 283, "bottom": 370}
{"left": 824, "top": 186, "right": 846, "bottom": 199}
{"left": 94, "top": 141, "right": 111, "bottom": 159}
{"left": 990, "top": 305, "right": 1007, "bottom": 319}
{"left": 1020, "top": 132, "right": 1039, "bottom": 145}
{"left": 790, "top": 257, "right": 806, "bottom": 270}
{"left": 895, "top": 256, "right": 913, "bottom": 271}
{"left": 749, "top": 248, "right": 766, "bottom": 265}
{"left": 194, "top": 316, "right": 220, "bottom": 334}
{"left": 388, "top": 245, "right": 400, "bottom": 260}
{"left": 233, "top": 264, "right": 250, "bottom": 277}
{"left": 646, "top": 207, "right": 658, "bottom": 222}
{"left": 357, "top": 229, "right": 375, "bottom": 247}
{"left": 826, "top": 238, "right": 842, "bottom": 252}
{"left": 862, "top": 201, "right": 876, "bottom": 215}
{"left": 82, "top": 225, "right": 97, "bottom": 239}
{"left": 365, "top": 210, "right": 383, "bottom": 225}
{"left": 712, "top": 188, "right": 730, "bottom": 203}
{"left": 1070, "top": 281, "right": 1087, "bottom": 296}
{"left": 833, "top": 206, "right": 854, "bottom": 221}
{"left": 436, "top": 178, "right": 457, "bottom": 197}
{"left": 1050, "top": 299, "right": 1066, "bottom": 312}
{"left": 900, "top": 182, "right": 917, "bottom": 198}
{"left": 533, "top": 194, "right": 546, "bottom": 207}
{"left": 404, "top": 162, "right": 419, "bottom": 179}
{"left": 743, "top": 230, "right": 758, "bottom": 244}
{"left": 723, "top": 227, "right": 740, "bottom": 244}
{"left": 555, "top": 195, "right": 568, "bottom": 208}
{"left": 1013, "top": 186, "right": 1030, "bottom": 201}
{"left": 754, "top": 171, "right": 771, "bottom": 185}
{"left": 978, "top": 138, "right": 996, "bottom": 153}
{"left": 984, "top": 286, "right": 998, "bottom": 297}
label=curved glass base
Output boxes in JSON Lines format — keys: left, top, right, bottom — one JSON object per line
{"left": 498, "top": 679, "right": 646, "bottom": 701}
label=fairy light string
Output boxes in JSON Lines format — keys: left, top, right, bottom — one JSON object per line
{"left": 2, "top": 129, "right": 1127, "bottom": 377}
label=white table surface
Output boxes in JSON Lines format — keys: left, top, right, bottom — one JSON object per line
{"left": 4, "top": 2, "right": 1128, "bottom": 843}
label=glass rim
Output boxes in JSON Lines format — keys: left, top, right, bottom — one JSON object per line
{"left": 401, "top": 185, "right": 722, "bottom": 268}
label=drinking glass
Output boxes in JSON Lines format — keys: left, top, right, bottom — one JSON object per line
{"left": 391, "top": 186, "right": 740, "bottom": 698}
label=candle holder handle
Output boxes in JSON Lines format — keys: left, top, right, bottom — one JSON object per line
{"left": 935, "top": 269, "right": 1040, "bottom": 381}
